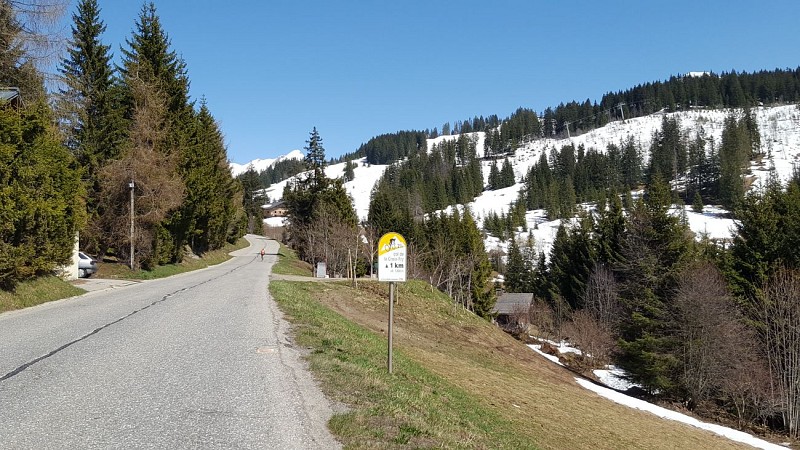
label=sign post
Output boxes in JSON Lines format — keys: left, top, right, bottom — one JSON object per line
{"left": 378, "top": 232, "right": 407, "bottom": 374}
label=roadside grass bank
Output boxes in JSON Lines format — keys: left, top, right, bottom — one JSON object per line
{"left": 270, "top": 242, "right": 313, "bottom": 277}
{"left": 0, "top": 277, "right": 84, "bottom": 313}
{"left": 98, "top": 237, "right": 249, "bottom": 280}
{"left": 269, "top": 249, "right": 753, "bottom": 449}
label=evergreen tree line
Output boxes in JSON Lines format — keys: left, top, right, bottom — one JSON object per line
{"left": 255, "top": 158, "right": 306, "bottom": 187}
{"left": 357, "top": 130, "right": 427, "bottom": 165}
{"left": 364, "top": 134, "right": 496, "bottom": 317}
{"left": 537, "top": 68, "right": 800, "bottom": 141}
{"left": 64, "top": 1, "right": 245, "bottom": 268}
{"left": 369, "top": 133, "right": 483, "bottom": 218}
{"left": 502, "top": 172, "right": 800, "bottom": 437}
{"left": 519, "top": 140, "right": 641, "bottom": 221}
{"left": 430, "top": 114, "right": 501, "bottom": 138}
{"left": 1, "top": 0, "right": 246, "bottom": 287}
{"left": 487, "top": 109, "right": 762, "bottom": 234}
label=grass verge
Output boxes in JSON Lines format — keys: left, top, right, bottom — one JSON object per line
{"left": 270, "top": 241, "right": 313, "bottom": 276}
{"left": 98, "top": 237, "right": 249, "bottom": 280}
{"left": 269, "top": 247, "right": 756, "bottom": 449}
{"left": 271, "top": 280, "right": 532, "bottom": 449}
{"left": 0, "top": 277, "right": 84, "bottom": 313}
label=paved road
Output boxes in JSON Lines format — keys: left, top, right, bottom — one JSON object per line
{"left": 0, "top": 235, "right": 340, "bottom": 449}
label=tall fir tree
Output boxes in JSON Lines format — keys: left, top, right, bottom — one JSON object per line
{"left": 58, "top": 0, "right": 125, "bottom": 253}
{"left": 304, "top": 126, "right": 326, "bottom": 187}
{"left": 615, "top": 174, "right": 692, "bottom": 395}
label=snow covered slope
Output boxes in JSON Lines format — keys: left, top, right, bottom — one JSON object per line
{"left": 229, "top": 149, "right": 304, "bottom": 177}
{"left": 250, "top": 105, "right": 800, "bottom": 251}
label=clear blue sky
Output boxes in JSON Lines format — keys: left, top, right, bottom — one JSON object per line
{"left": 64, "top": 0, "right": 800, "bottom": 164}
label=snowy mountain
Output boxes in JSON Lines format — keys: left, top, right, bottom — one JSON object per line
{"left": 255, "top": 105, "right": 800, "bottom": 255}
{"left": 229, "top": 149, "right": 305, "bottom": 177}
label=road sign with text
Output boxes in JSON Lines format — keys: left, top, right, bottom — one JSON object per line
{"left": 378, "top": 232, "right": 407, "bottom": 282}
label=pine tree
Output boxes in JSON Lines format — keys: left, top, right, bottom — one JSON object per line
{"left": 179, "top": 102, "right": 240, "bottom": 252}
{"left": 58, "top": 0, "right": 125, "bottom": 253}
{"left": 691, "top": 191, "right": 704, "bottom": 213}
{"left": 718, "top": 114, "right": 750, "bottom": 209}
{"left": 343, "top": 160, "right": 355, "bottom": 182}
{"left": 304, "top": 127, "right": 326, "bottom": 187}
{"left": 488, "top": 161, "right": 500, "bottom": 190}
{"left": 505, "top": 237, "right": 526, "bottom": 292}
{"left": 500, "top": 158, "right": 515, "bottom": 188}
{"left": 239, "top": 165, "right": 265, "bottom": 233}
{"left": 615, "top": 174, "right": 692, "bottom": 395}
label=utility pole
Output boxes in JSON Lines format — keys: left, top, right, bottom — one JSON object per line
{"left": 129, "top": 179, "right": 135, "bottom": 270}
{"left": 564, "top": 121, "right": 571, "bottom": 139}
{"left": 616, "top": 102, "right": 627, "bottom": 121}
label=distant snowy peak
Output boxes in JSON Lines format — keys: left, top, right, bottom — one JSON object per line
{"left": 685, "top": 71, "right": 712, "bottom": 78}
{"left": 229, "top": 149, "right": 304, "bottom": 176}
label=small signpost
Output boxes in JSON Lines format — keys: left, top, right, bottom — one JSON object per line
{"left": 378, "top": 232, "right": 407, "bottom": 373}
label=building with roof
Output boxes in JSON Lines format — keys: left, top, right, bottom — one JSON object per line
{"left": 0, "top": 87, "right": 20, "bottom": 109}
{"left": 262, "top": 200, "right": 288, "bottom": 218}
{"left": 492, "top": 292, "right": 533, "bottom": 332}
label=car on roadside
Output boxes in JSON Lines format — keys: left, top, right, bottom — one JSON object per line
{"left": 78, "top": 251, "right": 98, "bottom": 278}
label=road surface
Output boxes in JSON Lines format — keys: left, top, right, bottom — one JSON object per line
{"left": 0, "top": 235, "right": 340, "bottom": 449}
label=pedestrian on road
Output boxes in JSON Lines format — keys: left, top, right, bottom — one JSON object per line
{"left": 260, "top": 248, "right": 265, "bottom": 261}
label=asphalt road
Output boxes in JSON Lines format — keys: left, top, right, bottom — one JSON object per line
{"left": 0, "top": 235, "right": 340, "bottom": 449}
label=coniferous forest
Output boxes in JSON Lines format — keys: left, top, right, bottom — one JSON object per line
{"left": 1, "top": 0, "right": 246, "bottom": 287}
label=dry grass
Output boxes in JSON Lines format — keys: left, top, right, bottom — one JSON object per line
{"left": 273, "top": 277, "right": 759, "bottom": 449}
{"left": 269, "top": 245, "right": 771, "bottom": 448}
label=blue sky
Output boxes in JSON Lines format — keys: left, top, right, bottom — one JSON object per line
{"left": 64, "top": 1, "right": 800, "bottom": 164}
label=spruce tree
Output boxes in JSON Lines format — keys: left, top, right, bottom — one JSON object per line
{"left": 58, "top": 0, "right": 125, "bottom": 253}
{"left": 488, "top": 161, "right": 500, "bottom": 190}
{"left": 180, "top": 102, "right": 239, "bottom": 252}
{"left": 500, "top": 158, "right": 515, "bottom": 188}
{"left": 615, "top": 174, "right": 692, "bottom": 395}
{"left": 304, "top": 127, "right": 326, "bottom": 187}
{"left": 504, "top": 237, "right": 526, "bottom": 292}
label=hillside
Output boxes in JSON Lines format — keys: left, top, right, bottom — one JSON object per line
{"left": 269, "top": 254, "right": 773, "bottom": 448}
{"left": 256, "top": 105, "right": 800, "bottom": 254}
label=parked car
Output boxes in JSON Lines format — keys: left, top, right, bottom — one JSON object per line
{"left": 78, "top": 251, "right": 98, "bottom": 278}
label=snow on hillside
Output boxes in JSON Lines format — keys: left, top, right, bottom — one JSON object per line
{"left": 249, "top": 105, "right": 800, "bottom": 251}
{"left": 229, "top": 149, "right": 304, "bottom": 177}
{"left": 262, "top": 158, "right": 390, "bottom": 221}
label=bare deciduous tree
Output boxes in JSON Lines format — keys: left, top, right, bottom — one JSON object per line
{"left": 563, "top": 309, "right": 616, "bottom": 367}
{"left": 528, "top": 297, "right": 556, "bottom": 341}
{"left": 756, "top": 266, "right": 800, "bottom": 437}
{"left": 674, "top": 262, "right": 760, "bottom": 411}
{"left": 583, "top": 262, "right": 620, "bottom": 330}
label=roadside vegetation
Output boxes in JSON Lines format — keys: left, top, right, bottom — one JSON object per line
{"left": 0, "top": 238, "right": 249, "bottom": 314}
{"left": 0, "top": 277, "right": 84, "bottom": 314}
{"left": 269, "top": 248, "right": 753, "bottom": 449}
{"left": 95, "top": 237, "right": 249, "bottom": 280}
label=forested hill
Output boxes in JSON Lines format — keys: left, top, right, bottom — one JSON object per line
{"left": 239, "top": 67, "right": 800, "bottom": 174}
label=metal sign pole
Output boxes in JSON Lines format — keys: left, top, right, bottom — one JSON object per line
{"left": 388, "top": 281, "right": 394, "bottom": 374}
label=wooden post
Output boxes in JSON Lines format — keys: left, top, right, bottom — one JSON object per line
{"left": 388, "top": 281, "right": 395, "bottom": 374}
